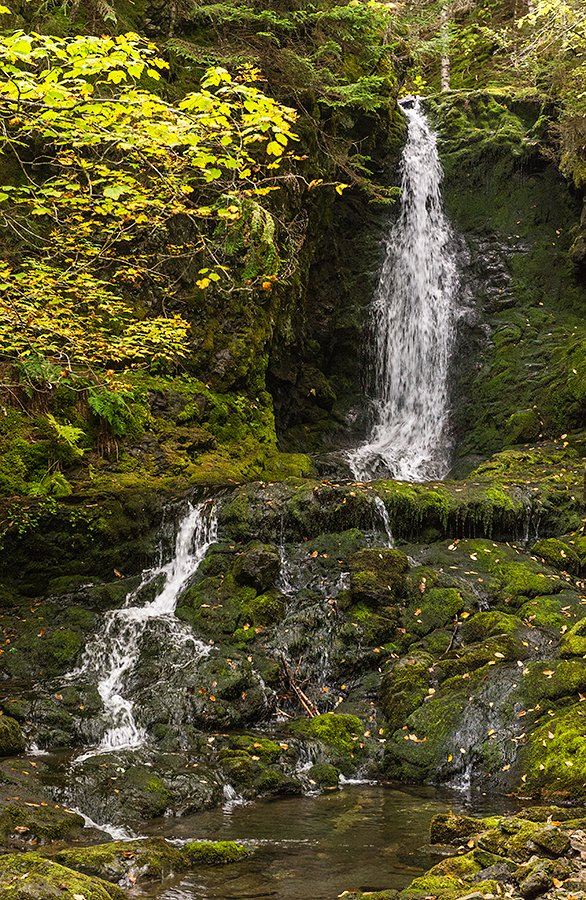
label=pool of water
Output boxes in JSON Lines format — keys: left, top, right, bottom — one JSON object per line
{"left": 135, "top": 782, "right": 519, "bottom": 900}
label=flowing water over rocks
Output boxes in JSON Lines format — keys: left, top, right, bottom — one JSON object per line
{"left": 70, "top": 500, "right": 218, "bottom": 756}
{"left": 349, "top": 97, "right": 459, "bottom": 482}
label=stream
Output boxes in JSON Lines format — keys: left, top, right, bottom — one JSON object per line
{"left": 125, "top": 784, "right": 517, "bottom": 899}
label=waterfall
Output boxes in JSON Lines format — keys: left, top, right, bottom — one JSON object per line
{"left": 348, "top": 97, "right": 459, "bottom": 483}
{"left": 72, "top": 499, "right": 218, "bottom": 756}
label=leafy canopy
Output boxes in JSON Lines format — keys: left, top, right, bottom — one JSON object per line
{"left": 0, "top": 27, "right": 300, "bottom": 390}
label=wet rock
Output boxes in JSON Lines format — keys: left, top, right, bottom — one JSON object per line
{"left": 532, "top": 539, "right": 581, "bottom": 576}
{"left": 182, "top": 840, "right": 249, "bottom": 865}
{"left": 0, "top": 716, "right": 25, "bottom": 755}
{"left": 0, "top": 803, "right": 85, "bottom": 845}
{"left": 0, "top": 851, "right": 126, "bottom": 899}
{"left": 473, "top": 860, "right": 516, "bottom": 882}
{"left": 45, "top": 837, "right": 187, "bottom": 885}
{"left": 233, "top": 543, "right": 281, "bottom": 592}
{"left": 349, "top": 548, "right": 409, "bottom": 607}
{"left": 308, "top": 762, "right": 340, "bottom": 787}
{"left": 515, "top": 857, "right": 573, "bottom": 899}
{"left": 430, "top": 814, "right": 483, "bottom": 845}
{"left": 379, "top": 653, "right": 433, "bottom": 734}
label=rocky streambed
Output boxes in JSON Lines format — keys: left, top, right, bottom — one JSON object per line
{"left": 2, "top": 439, "right": 586, "bottom": 896}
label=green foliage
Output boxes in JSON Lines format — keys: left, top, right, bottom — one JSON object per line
{"left": 0, "top": 28, "right": 302, "bottom": 411}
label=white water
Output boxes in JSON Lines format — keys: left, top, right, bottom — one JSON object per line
{"left": 349, "top": 98, "right": 459, "bottom": 482}
{"left": 373, "top": 496, "right": 394, "bottom": 548}
{"left": 72, "top": 500, "right": 217, "bottom": 756}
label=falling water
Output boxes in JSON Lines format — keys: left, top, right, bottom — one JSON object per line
{"left": 373, "top": 496, "right": 394, "bottom": 548}
{"left": 72, "top": 499, "right": 217, "bottom": 756}
{"left": 349, "top": 97, "right": 459, "bottom": 482}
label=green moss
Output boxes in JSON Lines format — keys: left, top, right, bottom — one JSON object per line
{"left": 229, "top": 735, "right": 282, "bottom": 763}
{"left": 46, "top": 838, "right": 186, "bottom": 881}
{"left": 0, "top": 853, "right": 125, "bottom": 899}
{"left": 182, "top": 841, "right": 249, "bottom": 866}
{"left": 0, "top": 716, "right": 25, "bottom": 755}
{"left": 379, "top": 652, "right": 433, "bottom": 734}
{"left": 532, "top": 538, "right": 581, "bottom": 575}
{"left": 523, "top": 703, "right": 586, "bottom": 800}
{"left": 0, "top": 804, "right": 85, "bottom": 841}
{"left": 291, "top": 712, "right": 364, "bottom": 755}
{"left": 308, "top": 762, "right": 340, "bottom": 787}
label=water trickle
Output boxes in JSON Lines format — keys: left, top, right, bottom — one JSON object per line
{"left": 373, "top": 496, "right": 394, "bottom": 548}
{"left": 72, "top": 500, "right": 217, "bottom": 757}
{"left": 349, "top": 97, "right": 459, "bottom": 483}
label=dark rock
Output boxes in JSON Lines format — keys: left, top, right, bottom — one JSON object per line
{"left": 234, "top": 544, "right": 281, "bottom": 592}
{"left": 0, "top": 716, "right": 25, "bottom": 755}
{"left": 430, "top": 813, "right": 482, "bottom": 845}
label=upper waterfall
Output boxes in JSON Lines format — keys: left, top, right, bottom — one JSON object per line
{"left": 348, "top": 97, "right": 459, "bottom": 482}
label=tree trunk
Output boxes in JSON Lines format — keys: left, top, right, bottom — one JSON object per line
{"left": 440, "top": 3, "right": 451, "bottom": 92}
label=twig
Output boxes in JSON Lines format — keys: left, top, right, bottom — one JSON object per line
{"left": 280, "top": 653, "right": 318, "bottom": 717}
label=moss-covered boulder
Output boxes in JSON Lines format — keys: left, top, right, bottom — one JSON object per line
{"left": 531, "top": 538, "right": 581, "bottom": 575}
{"left": 0, "top": 852, "right": 126, "bottom": 899}
{"left": 182, "top": 840, "right": 249, "bottom": 865}
{"left": 0, "top": 804, "right": 85, "bottom": 844}
{"left": 233, "top": 543, "right": 281, "bottom": 592}
{"left": 349, "top": 548, "right": 409, "bottom": 608}
{"left": 379, "top": 653, "right": 433, "bottom": 734}
{"left": 0, "top": 716, "right": 25, "bottom": 755}
{"left": 430, "top": 813, "right": 484, "bottom": 845}
{"left": 45, "top": 837, "right": 187, "bottom": 884}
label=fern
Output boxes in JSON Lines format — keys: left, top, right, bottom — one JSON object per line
{"left": 47, "top": 414, "right": 86, "bottom": 457}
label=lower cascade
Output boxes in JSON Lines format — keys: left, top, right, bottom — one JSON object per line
{"left": 70, "top": 500, "right": 218, "bottom": 755}
{"left": 349, "top": 97, "right": 459, "bottom": 482}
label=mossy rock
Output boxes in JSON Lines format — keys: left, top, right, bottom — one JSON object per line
{"left": 308, "top": 762, "right": 340, "bottom": 787}
{"left": 0, "top": 716, "right": 25, "bottom": 755}
{"left": 45, "top": 837, "right": 187, "bottom": 882}
{"left": 233, "top": 543, "right": 281, "bottom": 592}
{"left": 504, "top": 409, "right": 541, "bottom": 445}
{"left": 560, "top": 617, "right": 586, "bottom": 657}
{"left": 228, "top": 735, "right": 282, "bottom": 764}
{"left": 400, "top": 875, "right": 501, "bottom": 900}
{"left": 349, "top": 548, "right": 409, "bottom": 608}
{"left": 0, "top": 852, "right": 126, "bottom": 899}
{"left": 250, "top": 588, "right": 287, "bottom": 626}
{"left": 522, "top": 703, "right": 586, "bottom": 800}
{"left": 403, "top": 587, "right": 464, "bottom": 637}
{"left": 516, "top": 857, "right": 572, "bottom": 899}
{"left": 430, "top": 813, "right": 483, "bottom": 845}
{"left": 531, "top": 538, "right": 580, "bottom": 575}
{"left": 458, "top": 610, "right": 524, "bottom": 643}
{"left": 0, "top": 804, "right": 85, "bottom": 843}
{"left": 182, "top": 841, "right": 249, "bottom": 866}
{"left": 290, "top": 712, "right": 364, "bottom": 756}
{"left": 379, "top": 652, "right": 433, "bottom": 734}
{"left": 477, "top": 818, "right": 566, "bottom": 862}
